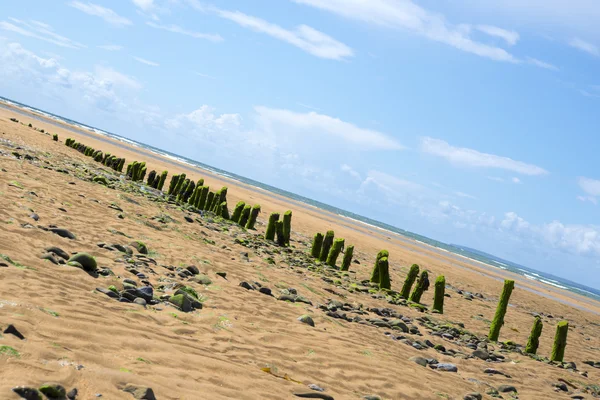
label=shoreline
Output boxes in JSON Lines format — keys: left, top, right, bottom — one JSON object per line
{"left": 2, "top": 99, "right": 599, "bottom": 315}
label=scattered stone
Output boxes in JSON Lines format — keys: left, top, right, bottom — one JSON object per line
{"left": 129, "top": 241, "right": 148, "bottom": 254}
{"left": 463, "top": 393, "right": 482, "bottom": 400}
{"left": 39, "top": 383, "right": 67, "bottom": 398}
{"left": 67, "top": 388, "right": 78, "bottom": 399}
{"left": 29, "top": 213, "right": 39, "bottom": 221}
{"left": 497, "top": 385, "right": 517, "bottom": 393}
{"left": 123, "top": 384, "right": 156, "bottom": 400}
{"left": 186, "top": 265, "right": 199, "bottom": 275}
{"left": 409, "top": 356, "right": 428, "bottom": 367}
{"left": 134, "top": 298, "right": 147, "bottom": 307}
{"left": 553, "top": 382, "right": 568, "bottom": 392}
{"left": 12, "top": 387, "right": 43, "bottom": 400}
{"left": 259, "top": 287, "right": 272, "bottom": 296}
{"left": 184, "top": 216, "right": 193, "bottom": 223}
{"left": 48, "top": 227, "right": 76, "bottom": 239}
{"left": 193, "top": 275, "right": 212, "bottom": 285}
{"left": 308, "top": 384, "right": 325, "bottom": 392}
{"left": 67, "top": 253, "right": 97, "bottom": 272}
{"left": 40, "top": 253, "right": 59, "bottom": 264}
{"left": 363, "top": 396, "right": 381, "bottom": 400}
{"left": 4, "top": 324, "right": 25, "bottom": 340}
{"left": 434, "top": 363, "right": 458, "bottom": 372}
{"left": 239, "top": 281, "right": 254, "bottom": 290}
{"left": 97, "top": 287, "right": 119, "bottom": 299}
{"left": 216, "top": 271, "right": 227, "bottom": 279}
{"left": 472, "top": 349, "right": 488, "bottom": 360}
{"left": 293, "top": 393, "right": 334, "bottom": 400}
{"left": 298, "top": 315, "right": 315, "bottom": 327}
{"left": 484, "top": 368, "right": 511, "bottom": 378}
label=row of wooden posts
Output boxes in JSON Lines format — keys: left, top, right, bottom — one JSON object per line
{"left": 64, "top": 137, "right": 570, "bottom": 363}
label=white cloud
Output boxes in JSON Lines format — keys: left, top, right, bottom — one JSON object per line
{"left": 254, "top": 106, "right": 404, "bottom": 150}
{"left": 512, "top": 177, "right": 522, "bottom": 184}
{"left": 133, "top": 56, "right": 159, "bottom": 66}
{"left": 476, "top": 25, "right": 519, "bottom": 46}
{"left": 0, "top": 19, "right": 85, "bottom": 49}
{"left": 455, "top": 191, "right": 477, "bottom": 200}
{"left": 420, "top": 137, "right": 548, "bottom": 176}
{"left": 216, "top": 9, "right": 353, "bottom": 60}
{"left": 292, "top": 0, "right": 519, "bottom": 63}
{"left": 166, "top": 105, "right": 241, "bottom": 133}
{"left": 500, "top": 212, "right": 600, "bottom": 257}
{"left": 69, "top": 1, "right": 132, "bottom": 27}
{"left": 526, "top": 57, "right": 559, "bottom": 71}
{"left": 194, "top": 72, "right": 216, "bottom": 79}
{"left": 0, "top": 40, "right": 143, "bottom": 114}
{"left": 98, "top": 44, "right": 123, "bottom": 51}
{"left": 341, "top": 164, "right": 362, "bottom": 181}
{"left": 578, "top": 177, "right": 600, "bottom": 197}
{"left": 569, "top": 37, "right": 599, "bottom": 57}
{"left": 132, "top": 0, "right": 154, "bottom": 11}
{"left": 146, "top": 21, "right": 223, "bottom": 42}
{"left": 578, "top": 195, "right": 598, "bottom": 205}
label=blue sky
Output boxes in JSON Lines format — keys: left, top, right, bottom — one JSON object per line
{"left": 1, "top": 0, "right": 600, "bottom": 287}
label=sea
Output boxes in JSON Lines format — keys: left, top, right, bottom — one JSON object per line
{"left": 2, "top": 95, "right": 600, "bottom": 305}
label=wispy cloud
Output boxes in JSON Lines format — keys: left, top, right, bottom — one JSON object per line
{"left": 133, "top": 56, "right": 159, "bottom": 66}
{"left": 476, "top": 25, "right": 519, "bottom": 46}
{"left": 578, "top": 177, "right": 600, "bottom": 198}
{"left": 455, "top": 191, "right": 477, "bottom": 200}
{"left": 526, "top": 57, "right": 559, "bottom": 71}
{"left": 421, "top": 137, "right": 548, "bottom": 176}
{"left": 146, "top": 21, "right": 223, "bottom": 42}
{"left": 293, "top": 0, "right": 518, "bottom": 63}
{"left": 95, "top": 66, "right": 142, "bottom": 90}
{"left": 254, "top": 106, "right": 404, "bottom": 150}
{"left": 0, "top": 19, "right": 85, "bottom": 49}
{"left": 194, "top": 71, "right": 216, "bottom": 79}
{"left": 569, "top": 37, "right": 599, "bottom": 57}
{"left": 216, "top": 9, "right": 353, "bottom": 60}
{"left": 69, "top": 1, "right": 132, "bottom": 27}
{"left": 98, "top": 44, "right": 123, "bottom": 51}
{"left": 341, "top": 164, "right": 362, "bottom": 181}
{"left": 132, "top": 0, "right": 154, "bottom": 11}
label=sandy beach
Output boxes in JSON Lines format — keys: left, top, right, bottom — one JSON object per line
{"left": 2, "top": 105, "right": 600, "bottom": 399}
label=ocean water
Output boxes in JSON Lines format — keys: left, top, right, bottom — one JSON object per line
{"left": 3, "top": 96, "right": 600, "bottom": 304}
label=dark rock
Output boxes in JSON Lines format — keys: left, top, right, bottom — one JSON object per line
{"left": 239, "top": 281, "right": 254, "bottom": 290}
{"left": 49, "top": 227, "right": 75, "bottom": 239}
{"left": 363, "top": 396, "right": 381, "bottom": 400}
{"left": 409, "top": 356, "right": 428, "bottom": 367}
{"left": 259, "top": 287, "right": 272, "bottom": 296}
{"left": 40, "top": 253, "right": 59, "bottom": 264}
{"left": 186, "top": 265, "right": 199, "bottom": 275}
{"left": 29, "top": 213, "right": 39, "bottom": 221}
{"left": 39, "top": 383, "right": 67, "bottom": 398}
{"left": 136, "top": 286, "right": 154, "bottom": 302}
{"left": 298, "top": 315, "right": 315, "bottom": 327}
{"left": 68, "top": 253, "right": 97, "bottom": 272}
{"left": 184, "top": 216, "right": 193, "bottom": 223}
{"left": 123, "top": 384, "right": 156, "bottom": 400}
{"left": 67, "top": 388, "right": 78, "bottom": 399}
{"left": 434, "top": 363, "right": 458, "bottom": 372}
{"left": 293, "top": 393, "right": 334, "bottom": 400}
{"left": 133, "top": 298, "right": 147, "bottom": 307}
{"left": 463, "top": 393, "right": 482, "bottom": 400}
{"left": 554, "top": 382, "right": 568, "bottom": 392}
{"left": 497, "top": 385, "right": 517, "bottom": 393}
{"left": 193, "top": 275, "right": 212, "bottom": 285}
{"left": 484, "top": 368, "right": 511, "bottom": 378}
{"left": 97, "top": 287, "right": 119, "bottom": 299}
{"left": 216, "top": 271, "right": 227, "bottom": 279}
{"left": 2, "top": 324, "right": 25, "bottom": 340}
{"left": 12, "top": 387, "right": 43, "bottom": 400}
{"left": 472, "top": 349, "right": 489, "bottom": 360}
{"left": 129, "top": 241, "right": 148, "bottom": 254}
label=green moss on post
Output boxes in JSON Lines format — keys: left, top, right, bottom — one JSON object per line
{"left": 400, "top": 264, "right": 420, "bottom": 299}
{"left": 178, "top": 179, "right": 190, "bottom": 200}
{"left": 174, "top": 173, "right": 187, "bottom": 195}
{"left": 275, "top": 220, "right": 286, "bottom": 246}
{"left": 219, "top": 201, "right": 229, "bottom": 219}
{"left": 340, "top": 245, "right": 354, "bottom": 271}
{"left": 432, "top": 275, "right": 445, "bottom": 313}
{"left": 409, "top": 271, "right": 430, "bottom": 303}
{"left": 118, "top": 158, "right": 125, "bottom": 172}
{"left": 231, "top": 201, "right": 246, "bottom": 222}
{"left": 147, "top": 170, "right": 157, "bottom": 187}
{"left": 168, "top": 174, "right": 180, "bottom": 195}
{"left": 239, "top": 204, "right": 252, "bottom": 227}
{"left": 525, "top": 316, "right": 543, "bottom": 354}
{"left": 219, "top": 186, "right": 228, "bottom": 203}
{"left": 198, "top": 186, "right": 209, "bottom": 209}
{"left": 378, "top": 257, "right": 391, "bottom": 290}
{"left": 326, "top": 238, "right": 345, "bottom": 267}
{"left": 265, "top": 212, "right": 280, "bottom": 241}
{"left": 550, "top": 321, "right": 569, "bottom": 362}
{"left": 311, "top": 233, "right": 324, "bottom": 258}
{"left": 319, "top": 230, "right": 335, "bottom": 262}
{"left": 52, "top": 133, "right": 58, "bottom": 141}
{"left": 181, "top": 180, "right": 195, "bottom": 202}
{"left": 246, "top": 205, "right": 261, "bottom": 229}
{"left": 370, "top": 250, "right": 389, "bottom": 284}
{"left": 206, "top": 192, "right": 215, "bottom": 211}
{"left": 158, "top": 171, "right": 168, "bottom": 190}
{"left": 488, "top": 279, "right": 515, "bottom": 341}
{"left": 283, "top": 210, "right": 292, "bottom": 245}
